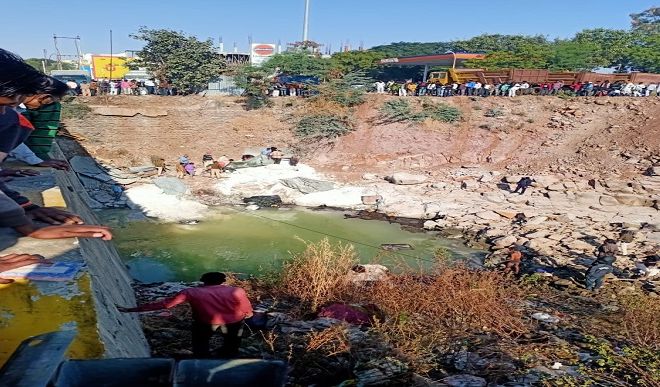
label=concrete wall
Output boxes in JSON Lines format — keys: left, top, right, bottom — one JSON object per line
{"left": 53, "top": 145, "right": 150, "bottom": 358}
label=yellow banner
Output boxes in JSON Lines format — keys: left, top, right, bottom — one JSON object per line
{"left": 92, "top": 56, "right": 130, "bottom": 79}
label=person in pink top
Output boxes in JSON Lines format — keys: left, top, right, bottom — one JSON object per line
{"left": 119, "top": 272, "right": 253, "bottom": 357}
{"left": 119, "top": 79, "right": 131, "bottom": 95}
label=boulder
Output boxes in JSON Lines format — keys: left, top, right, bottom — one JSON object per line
{"left": 494, "top": 209, "right": 517, "bottom": 219}
{"left": 475, "top": 211, "right": 501, "bottom": 221}
{"left": 599, "top": 195, "right": 619, "bottom": 206}
{"left": 563, "top": 239, "right": 595, "bottom": 252}
{"left": 492, "top": 235, "right": 517, "bottom": 249}
{"left": 362, "top": 173, "right": 378, "bottom": 180}
{"left": 440, "top": 375, "right": 486, "bottom": 387}
{"left": 385, "top": 172, "right": 428, "bottom": 185}
{"left": 461, "top": 179, "right": 479, "bottom": 190}
{"left": 614, "top": 194, "right": 653, "bottom": 207}
{"left": 424, "top": 202, "right": 444, "bottom": 218}
{"left": 423, "top": 220, "right": 439, "bottom": 230}
{"left": 482, "top": 192, "right": 505, "bottom": 203}
{"left": 280, "top": 177, "right": 335, "bottom": 194}
{"left": 504, "top": 175, "right": 523, "bottom": 184}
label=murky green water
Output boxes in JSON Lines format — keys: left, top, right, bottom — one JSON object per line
{"left": 101, "top": 207, "right": 485, "bottom": 283}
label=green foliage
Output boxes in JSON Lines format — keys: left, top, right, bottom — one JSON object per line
{"left": 233, "top": 65, "right": 273, "bottom": 110}
{"left": 378, "top": 99, "right": 422, "bottom": 123}
{"left": 573, "top": 29, "right": 635, "bottom": 69}
{"left": 329, "top": 51, "right": 385, "bottom": 75}
{"left": 295, "top": 114, "right": 353, "bottom": 139}
{"left": 25, "top": 58, "right": 76, "bottom": 73}
{"left": 627, "top": 32, "right": 660, "bottom": 73}
{"left": 421, "top": 101, "right": 462, "bottom": 123}
{"left": 577, "top": 336, "right": 660, "bottom": 386}
{"left": 379, "top": 99, "right": 461, "bottom": 124}
{"left": 317, "top": 72, "right": 372, "bottom": 107}
{"left": 130, "top": 27, "right": 225, "bottom": 92}
{"left": 484, "top": 108, "right": 505, "bottom": 118}
{"left": 630, "top": 7, "right": 660, "bottom": 34}
{"left": 262, "top": 52, "right": 331, "bottom": 78}
{"left": 549, "top": 40, "right": 606, "bottom": 71}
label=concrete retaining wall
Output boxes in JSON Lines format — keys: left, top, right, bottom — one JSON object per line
{"left": 53, "top": 145, "right": 150, "bottom": 358}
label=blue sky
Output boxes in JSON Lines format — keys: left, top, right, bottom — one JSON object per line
{"left": 1, "top": 0, "right": 656, "bottom": 58}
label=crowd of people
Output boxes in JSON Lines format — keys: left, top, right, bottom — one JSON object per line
{"left": 374, "top": 79, "right": 660, "bottom": 98}
{"left": 64, "top": 78, "right": 176, "bottom": 97}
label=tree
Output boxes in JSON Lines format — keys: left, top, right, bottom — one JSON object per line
{"left": 630, "top": 7, "right": 660, "bottom": 34}
{"left": 130, "top": 27, "right": 225, "bottom": 92}
{"left": 548, "top": 40, "right": 604, "bottom": 71}
{"left": 261, "top": 52, "right": 331, "bottom": 79}
{"left": 573, "top": 29, "right": 634, "bottom": 69}
{"left": 465, "top": 42, "right": 552, "bottom": 69}
{"left": 329, "top": 51, "right": 385, "bottom": 76}
{"left": 454, "top": 34, "right": 549, "bottom": 53}
{"left": 25, "top": 58, "right": 75, "bottom": 73}
{"left": 627, "top": 32, "right": 660, "bottom": 73}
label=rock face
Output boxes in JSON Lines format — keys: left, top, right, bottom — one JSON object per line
{"left": 385, "top": 172, "right": 428, "bottom": 185}
{"left": 280, "top": 177, "right": 335, "bottom": 194}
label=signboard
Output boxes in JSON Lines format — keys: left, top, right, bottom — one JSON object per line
{"left": 91, "top": 55, "right": 131, "bottom": 79}
{"left": 250, "top": 43, "right": 276, "bottom": 66}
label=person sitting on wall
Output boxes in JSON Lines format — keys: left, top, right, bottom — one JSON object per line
{"left": 118, "top": 272, "right": 253, "bottom": 358}
{"left": 269, "top": 147, "right": 283, "bottom": 164}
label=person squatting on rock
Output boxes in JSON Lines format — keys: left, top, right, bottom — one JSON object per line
{"left": 504, "top": 247, "right": 523, "bottom": 275}
{"left": 118, "top": 272, "right": 253, "bottom": 358}
{"left": 513, "top": 177, "right": 534, "bottom": 195}
{"left": 585, "top": 239, "right": 619, "bottom": 291}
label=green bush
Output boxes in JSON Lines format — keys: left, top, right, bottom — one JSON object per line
{"left": 295, "top": 114, "right": 353, "bottom": 139}
{"left": 379, "top": 99, "right": 424, "bottom": 123}
{"left": 484, "top": 108, "right": 505, "bottom": 117}
{"left": 379, "top": 99, "right": 461, "bottom": 124}
{"left": 422, "top": 102, "right": 462, "bottom": 123}
{"left": 316, "top": 71, "right": 372, "bottom": 107}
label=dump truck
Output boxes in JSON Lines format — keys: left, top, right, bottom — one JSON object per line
{"left": 428, "top": 68, "right": 660, "bottom": 85}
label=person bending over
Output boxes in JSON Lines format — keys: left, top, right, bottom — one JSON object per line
{"left": 119, "top": 272, "right": 253, "bottom": 358}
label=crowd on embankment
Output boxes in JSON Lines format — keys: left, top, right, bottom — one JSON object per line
{"left": 373, "top": 79, "right": 660, "bottom": 97}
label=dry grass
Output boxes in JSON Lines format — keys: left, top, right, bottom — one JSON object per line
{"left": 278, "top": 238, "right": 358, "bottom": 313}
{"left": 619, "top": 294, "right": 660, "bottom": 351}
{"left": 359, "top": 266, "right": 530, "bottom": 372}
{"left": 269, "top": 240, "right": 530, "bottom": 375}
{"left": 305, "top": 323, "right": 352, "bottom": 357}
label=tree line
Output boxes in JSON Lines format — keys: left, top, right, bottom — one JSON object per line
{"left": 23, "top": 7, "right": 659, "bottom": 92}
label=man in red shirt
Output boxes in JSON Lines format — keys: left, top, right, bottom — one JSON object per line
{"left": 119, "top": 272, "right": 253, "bottom": 358}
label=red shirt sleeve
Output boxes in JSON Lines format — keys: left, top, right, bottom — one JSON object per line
{"left": 131, "top": 291, "right": 188, "bottom": 312}
{"left": 234, "top": 288, "right": 254, "bottom": 318}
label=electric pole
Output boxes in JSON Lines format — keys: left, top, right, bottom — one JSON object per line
{"left": 303, "top": 0, "right": 310, "bottom": 42}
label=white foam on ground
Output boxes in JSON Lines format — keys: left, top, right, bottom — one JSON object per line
{"left": 215, "top": 164, "right": 320, "bottom": 196}
{"left": 125, "top": 184, "right": 208, "bottom": 221}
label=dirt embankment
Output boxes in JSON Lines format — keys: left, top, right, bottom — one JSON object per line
{"left": 64, "top": 94, "right": 659, "bottom": 182}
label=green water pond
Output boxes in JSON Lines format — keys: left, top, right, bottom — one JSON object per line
{"left": 101, "top": 207, "right": 485, "bottom": 283}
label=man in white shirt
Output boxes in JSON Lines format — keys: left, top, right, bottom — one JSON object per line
{"left": 645, "top": 83, "right": 657, "bottom": 96}
{"left": 474, "top": 82, "right": 482, "bottom": 96}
